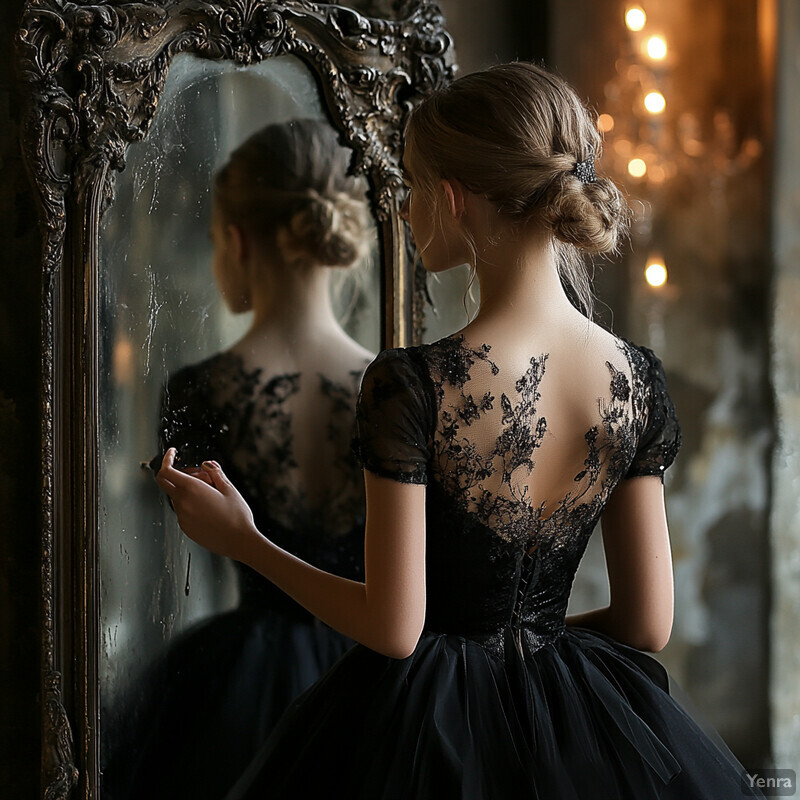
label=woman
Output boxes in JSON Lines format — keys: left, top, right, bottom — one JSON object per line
{"left": 157, "top": 64, "right": 763, "bottom": 799}
{"left": 118, "top": 119, "right": 374, "bottom": 800}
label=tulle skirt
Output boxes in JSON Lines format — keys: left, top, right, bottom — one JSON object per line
{"left": 102, "top": 607, "right": 353, "bottom": 800}
{"left": 226, "top": 626, "right": 762, "bottom": 800}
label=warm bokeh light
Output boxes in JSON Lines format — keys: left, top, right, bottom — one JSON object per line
{"left": 648, "top": 164, "right": 666, "bottom": 184}
{"left": 112, "top": 337, "right": 135, "bottom": 385}
{"left": 614, "top": 138, "right": 633, "bottom": 156}
{"left": 625, "top": 6, "right": 646, "bottom": 31}
{"left": 626, "top": 64, "right": 643, "bottom": 82}
{"left": 645, "top": 258, "right": 668, "bottom": 287}
{"left": 644, "top": 91, "right": 666, "bottom": 114}
{"left": 627, "top": 158, "right": 647, "bottom": 178}
{"left": 742, "top": 138, "right": 763, "bottom": 159}
{"left": 646, "top": 35, "right": 667, "bottom": 60}
{"left": 597, "top": 113, "right": 615, "bottom": 133}
{"left": 682, "top": 139, "right": 704, "bottom": 157}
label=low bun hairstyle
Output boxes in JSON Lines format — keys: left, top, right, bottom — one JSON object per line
{"left": 214, "top": 119, "right": 369, "bottom": 269}
{"left": 539, "top": 172, "right": 628, "bottom": 255}
{"left": 405, "top": 62, "right": 631, "bottom": 316}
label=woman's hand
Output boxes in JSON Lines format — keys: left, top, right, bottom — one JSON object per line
{"left": 155, "top": 448, "right": 262, "bottom": 562}
{"left": 182, "top": 466, "right": 215, "bottom": 485}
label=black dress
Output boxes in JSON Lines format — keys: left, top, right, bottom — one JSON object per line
{"left": 106, "top": 352, "right": 369, "bottom": 800}
{"left": 226, "top": 333, "right": 764, "bottom": 800}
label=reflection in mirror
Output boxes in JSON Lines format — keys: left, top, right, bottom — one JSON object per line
{"left": 421, "top": 264, "right": 480, "bottom": 344}
{"left": 98, "top": 54, "right": 379, "bottom": 798}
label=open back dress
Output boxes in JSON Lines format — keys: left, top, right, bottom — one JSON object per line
{"left": 225, "top": 333, "right": 763, "bottom": 800}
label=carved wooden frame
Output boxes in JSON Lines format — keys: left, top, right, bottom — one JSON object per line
{"left": 15, "top": 2, "right": 453, "bottom": 796}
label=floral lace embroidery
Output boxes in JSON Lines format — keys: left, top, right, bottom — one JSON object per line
{"left": 421, "top": 335, "right": 658, "bottom": 547}
{"left": 158, "top": 352, "right": 369, "bottom": 544}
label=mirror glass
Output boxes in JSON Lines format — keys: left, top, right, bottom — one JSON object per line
{"left": 97, "top": 53, "right": 380, "bottom": 798}
{"left": 421, "top": 264, "right": 479, "bottom": 344}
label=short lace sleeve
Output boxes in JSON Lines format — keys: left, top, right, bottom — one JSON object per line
{"left": 354, "top": 348, "right": 433, "bottom": 484}
{"left": 625, "top": 345, "right": 682, "bottom": 481}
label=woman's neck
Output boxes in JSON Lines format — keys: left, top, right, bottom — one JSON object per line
{"left": 244, "top": 263, "right": 342, "bottom": 345}
{"left": 467, "top": 226, "right": 587, "bottom": 338}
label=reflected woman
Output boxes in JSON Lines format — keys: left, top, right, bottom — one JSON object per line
{"left": 117, "top": 119, "right": 373, "bottom": 800}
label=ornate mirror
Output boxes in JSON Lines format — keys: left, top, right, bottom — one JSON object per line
{"left": 16, "top": 2, "right": 452, "bottom": 796}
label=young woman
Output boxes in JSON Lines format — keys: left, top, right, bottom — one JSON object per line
{"left": 157, "top": 64, "right": 763, "bottom": 799}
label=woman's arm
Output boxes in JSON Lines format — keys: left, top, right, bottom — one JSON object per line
{"left": 565, "top": 475, "right": 674, "bottom": 652}
{"left": 156, "top": 449, "right": 427, "bottom": 659}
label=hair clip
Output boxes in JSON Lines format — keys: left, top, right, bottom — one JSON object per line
{"left": 572, "top": 156, "right": 597, "bottom": 184}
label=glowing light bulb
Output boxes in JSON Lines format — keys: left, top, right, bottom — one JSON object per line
{"left": 597, "top": 113, "right": 615, "bottom": 133}
{"left": 645, "top": 258, "right": 668, "bottom": 287}
{"left": 625, "top": 6, "right": 646, "bottom": 31}
{"left": 628, "top": 158, "right": 647, "bottom": 178}
{"left": 644, "top": 91, "right": 666, "bottom": 114}
{"left": 646, "top": 35, "right": 667, "bottom": 60}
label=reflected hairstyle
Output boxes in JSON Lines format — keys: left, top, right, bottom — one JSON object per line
{"left": 214, "top": 118, "right": 369, "bottom": 268}
{"left": 405, "top": 62, "right": 631, "bottom": 318}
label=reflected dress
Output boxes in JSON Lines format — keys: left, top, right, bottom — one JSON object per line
{"left": 225, "top": 333, "right": 764, "bottom": 800}
{"left": 110, "top": 352, "right": 368, "bottom": 800}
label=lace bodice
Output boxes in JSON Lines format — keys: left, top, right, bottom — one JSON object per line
{"left": 158, "top": 352, "right": 369, "bottom": 598}
{"left": 354, "top": 334, "right": 681, "bottom": 657}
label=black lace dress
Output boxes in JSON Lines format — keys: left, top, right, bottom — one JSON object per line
{"left": 225, "top": 334, "right": 763, "bottom": 800}
{"left": 109, "top": 352, "right": 368, "bottom": 800}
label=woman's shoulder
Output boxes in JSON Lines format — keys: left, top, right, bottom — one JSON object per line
{"left": 363, "top": 335, "right": 478, "bottom": 387}
{"left": 364, "top": 330, "right": 673, "bottom": 390}
{"left": 362, "top": 345, "right": 431, "bottom": 386}
{"left": 170, "top": 352, "right": 247, "bottom": 395}
{"left": 611, "top": 335, "right": 672, "bottom": 388}
{"left": 357, "top": 346, "right": 442, "bottom": 426}
{"left": 167, "top": 350, "right": 246, "bottom": 386}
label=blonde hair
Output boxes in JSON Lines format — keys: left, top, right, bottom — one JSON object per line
{"left": 214, "top": 119, "right": 369, "bottom": 269}
{"left": 405, "top": 62, "right": 630, "bottom": 318}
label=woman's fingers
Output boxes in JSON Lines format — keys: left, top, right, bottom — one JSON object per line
{"left": 157, "top": 450, "right": 234, "bottom": 516}
{"left": 156, "top": 448, "right": 193, "bottom": 493}
{"left": 184, "top": 466, "right": 214, "bottom": 485}
{"left": 201, "top": 461, "right": 231, "bottom": 493}
{"left": 158, "top": 447, "right": 177, "bottom": 475}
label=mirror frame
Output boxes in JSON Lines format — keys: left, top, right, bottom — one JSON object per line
{"left": 15, "top": 2, "right": 453, "bottom": 796}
